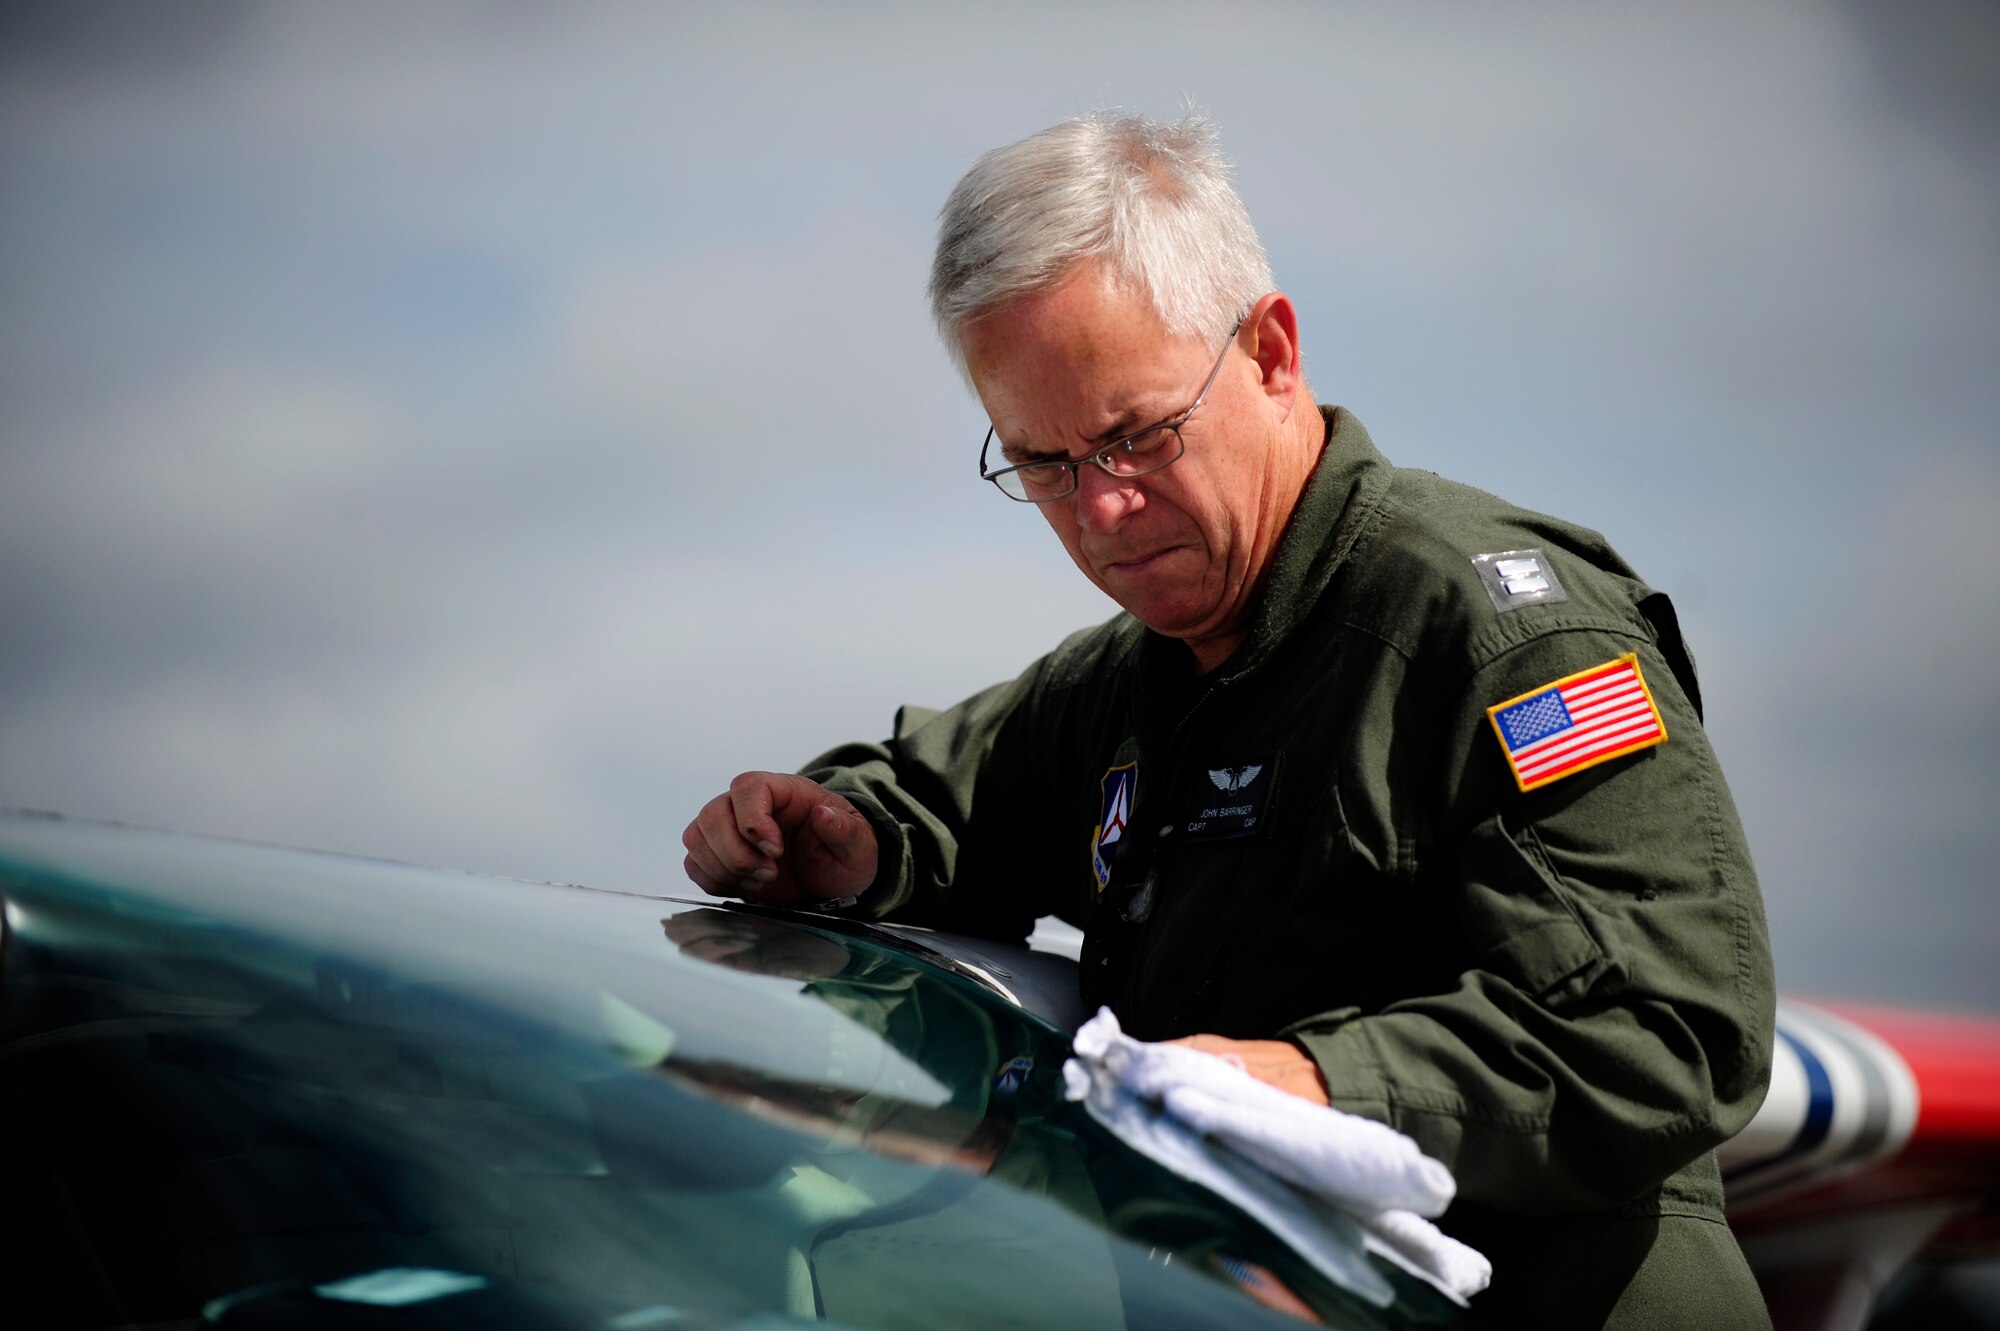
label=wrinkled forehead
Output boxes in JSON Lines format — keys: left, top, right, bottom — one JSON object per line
{"left": 961, "top": 266, "right": 1215, "bottom": 453}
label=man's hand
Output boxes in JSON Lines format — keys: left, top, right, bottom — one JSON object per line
{"left": 1169, "top": 1034, "right": 1332, "bottom": 1106}
{"left": 681, "top": 771, "right": 878, "bottom": 906}
{"left": 665, "top": 908, "right": 853, "bottom": 980}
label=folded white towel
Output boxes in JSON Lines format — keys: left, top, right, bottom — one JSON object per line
{"left": 1363, "top": 1206, "right": 1494, "bottom": 1307}
{"left": 1063, "top": 1007, "right": 1491, "bottom": 1306}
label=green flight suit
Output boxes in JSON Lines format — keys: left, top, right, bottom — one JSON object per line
{"left": 806, "top": 408, "right": 1776, "bottom": 1328}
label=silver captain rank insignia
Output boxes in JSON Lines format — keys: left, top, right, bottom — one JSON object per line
{"left": 1471, "top": 548, "right": 1569, "bottom": 613}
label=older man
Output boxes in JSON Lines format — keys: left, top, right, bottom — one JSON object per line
{"left": 682, "top": 112, "right": 1774, "bottom": 1328}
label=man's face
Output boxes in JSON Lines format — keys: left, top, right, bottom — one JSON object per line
{"left": 961, "top": 266, "right": 1288, "bottom": 662}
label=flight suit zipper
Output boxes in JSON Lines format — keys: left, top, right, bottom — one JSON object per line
{"left": 1080, "top": 675, "right": 1219, "bottom": 1017}
{"left": 1115, "top": 677, "right": 1227, "bottom": 1024}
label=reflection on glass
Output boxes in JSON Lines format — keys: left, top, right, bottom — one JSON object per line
{"left": 4, "top": 866, "right": 1382, "bottom": 1330}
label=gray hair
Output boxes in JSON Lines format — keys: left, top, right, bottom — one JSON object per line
{"left": 928, "top": 110, "right": 1275, "bottom": 378}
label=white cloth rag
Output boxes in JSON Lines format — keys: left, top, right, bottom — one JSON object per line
{"left": 1063, "top": 1007, "right": 1490, "bottom": 1305}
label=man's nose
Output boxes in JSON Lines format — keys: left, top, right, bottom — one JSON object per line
{"left": 1072, "top": 462, "right": 1144, "bottom": 530}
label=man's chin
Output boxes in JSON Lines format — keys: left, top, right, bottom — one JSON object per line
{"left": 1118, "top": 597, "right": 1218, "bottom": 642}
{"left": 1082, "top": 554, "right": 1222, "bottom": 635}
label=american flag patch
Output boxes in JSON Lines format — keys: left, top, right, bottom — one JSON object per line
{"left": 1487, "top": 653, "right": 1667, "bottom": 792}
{"left": 1208, "top": 1254, "right": 1321, "bottom": 1322}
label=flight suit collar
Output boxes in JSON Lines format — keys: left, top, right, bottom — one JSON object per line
{"left": 1140, "top": 406, "right": 1392, "bottom": 685}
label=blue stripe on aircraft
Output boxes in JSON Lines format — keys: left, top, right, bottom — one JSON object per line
{"left": 1779, "top": 1027, "right": 1835, "bottom": 1154}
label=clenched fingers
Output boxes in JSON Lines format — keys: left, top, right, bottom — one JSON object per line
{"left": 682, "top": 788, "right": 777, "bottom": 896}
{"left": 728, "top": 772, "right": 788, "bottom": 860}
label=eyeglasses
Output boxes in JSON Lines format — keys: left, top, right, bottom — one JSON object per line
{"left": 977, "top": 324, "right": 1240, "bottom": 503}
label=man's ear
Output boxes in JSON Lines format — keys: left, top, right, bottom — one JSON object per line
{"left": 1243, "top": 291, "right": 1303, "bottom": 417}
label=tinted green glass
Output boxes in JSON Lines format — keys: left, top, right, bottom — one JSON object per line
{"left": 0, "top": 815, "right": 1466, "bottom": 1329}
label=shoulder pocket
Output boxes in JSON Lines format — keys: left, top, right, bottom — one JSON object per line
{"left": 1455, "top": 813, "right": 1608, "bottom": 1000}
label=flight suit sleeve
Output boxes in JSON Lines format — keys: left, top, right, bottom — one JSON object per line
{"left": 1286, "top": 620, "right": 1776, "bottom": 1213}
{"left": 798, "top": 655, "right": 1066, "bottom": 943}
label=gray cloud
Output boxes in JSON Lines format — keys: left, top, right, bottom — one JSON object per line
{"left": 1, "top": 1, "right": 1994, "bottom": 1009}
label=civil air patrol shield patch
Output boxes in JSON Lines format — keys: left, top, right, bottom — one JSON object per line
{"left": 1090, "top": 762, "right": 1136, "bottom": 892}
{"left": 994, "top": 1055, "right": 1034, "bottom": 1095}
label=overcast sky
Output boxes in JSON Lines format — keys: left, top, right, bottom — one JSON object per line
{"left": 2, "top": 1, "right": 1995, "bottom": 1012}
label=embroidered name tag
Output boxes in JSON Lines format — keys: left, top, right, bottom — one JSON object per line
{"left": 1181, "top": 754, "right": 1279, "bottom": 841}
